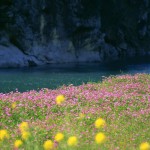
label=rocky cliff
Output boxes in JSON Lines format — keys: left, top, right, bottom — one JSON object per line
{"left": 0, "top": 0, "right": 150, "bottom": 67}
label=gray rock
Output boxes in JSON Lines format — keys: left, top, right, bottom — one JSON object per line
{"left": 0, "top": 44, "right": 29, "bottom": 67}
{"left": 0, "top": 0, "right": 150, "bottom": 67}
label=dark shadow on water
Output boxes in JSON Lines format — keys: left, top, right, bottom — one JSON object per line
{"left": 0, "top": 56, "right": 150, "bottom": 93}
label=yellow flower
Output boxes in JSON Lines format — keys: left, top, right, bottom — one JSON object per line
{"left": 43, "top": 140, "right": 54, "bottom": 150}
{"left": 140, "top": 142, "right": 150, "bottom": 150}
{"left": 95, "top": 132, "right": 106, "bottom": 144}
{"left": 56, "top": 95, "right": 65, "bottom": 105}
{"left": 78, "top": 113, "right": 85, "bottom": 119}
{"left": 67, "top": 136, "right": 78, "bottom": 146}
{"left": 54, "top": 133, "right": 64, "bottom": 142}
{"left": 95, "top": 118, "right": 106, "bottom": 128}
{"left": 11, "top": 102, "right": 17, "bottom": 109}
{"left": 0, "top": 129, "right": 9, "bottom": 141}
{"left": 21, "top": 131, "right": 31, "bottom": 140}
{"left": 14, "top": 140, "right": 23, "bottom": 148}
{"left": 19, "top": 122, "right": 29, "bottom": 133}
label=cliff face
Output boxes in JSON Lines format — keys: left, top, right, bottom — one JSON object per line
{"left": 0, "top": 0, "right": 150, "bottom": 67}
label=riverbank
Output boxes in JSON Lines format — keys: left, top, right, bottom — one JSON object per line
{"left": 0, "top": 44, "right": 150, "bottom": 68}
{"left": 0, "top": 74, "right": 150, "bottom": 149}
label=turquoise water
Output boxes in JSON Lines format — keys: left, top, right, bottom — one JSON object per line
{"left": 0, "top": 57, "right": 150, "bottom": 93}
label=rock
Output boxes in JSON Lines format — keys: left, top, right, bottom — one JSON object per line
{"left": 76, "top": 50, "right": 100, "bottom": 62}
{"left": 0, "top": 44, "right": 29, "bottom": 67}
{"left": 0, "top": 0, "right": 150, "bottom": 67}
{"left": 0, "top": 44, "right": 44, "bottom": 67}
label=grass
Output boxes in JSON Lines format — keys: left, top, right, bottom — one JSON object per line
{"left": 0, "top": 73, "right": 150, "bottom": 150}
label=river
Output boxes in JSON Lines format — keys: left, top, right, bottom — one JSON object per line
{"left": 0, "top": 57, "right": 150, "bottom": 93}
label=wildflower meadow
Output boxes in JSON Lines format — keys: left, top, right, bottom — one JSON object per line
{"left": 0, "top": 74, "right": 150, "bottom": 150}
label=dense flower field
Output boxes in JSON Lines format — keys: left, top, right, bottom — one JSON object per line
{"left": 0, "top": 74, "right": 150, "bottom": 150}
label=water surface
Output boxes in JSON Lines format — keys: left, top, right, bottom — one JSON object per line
{"left": 0, "top": 57, "right": 150, "bottom": 93}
